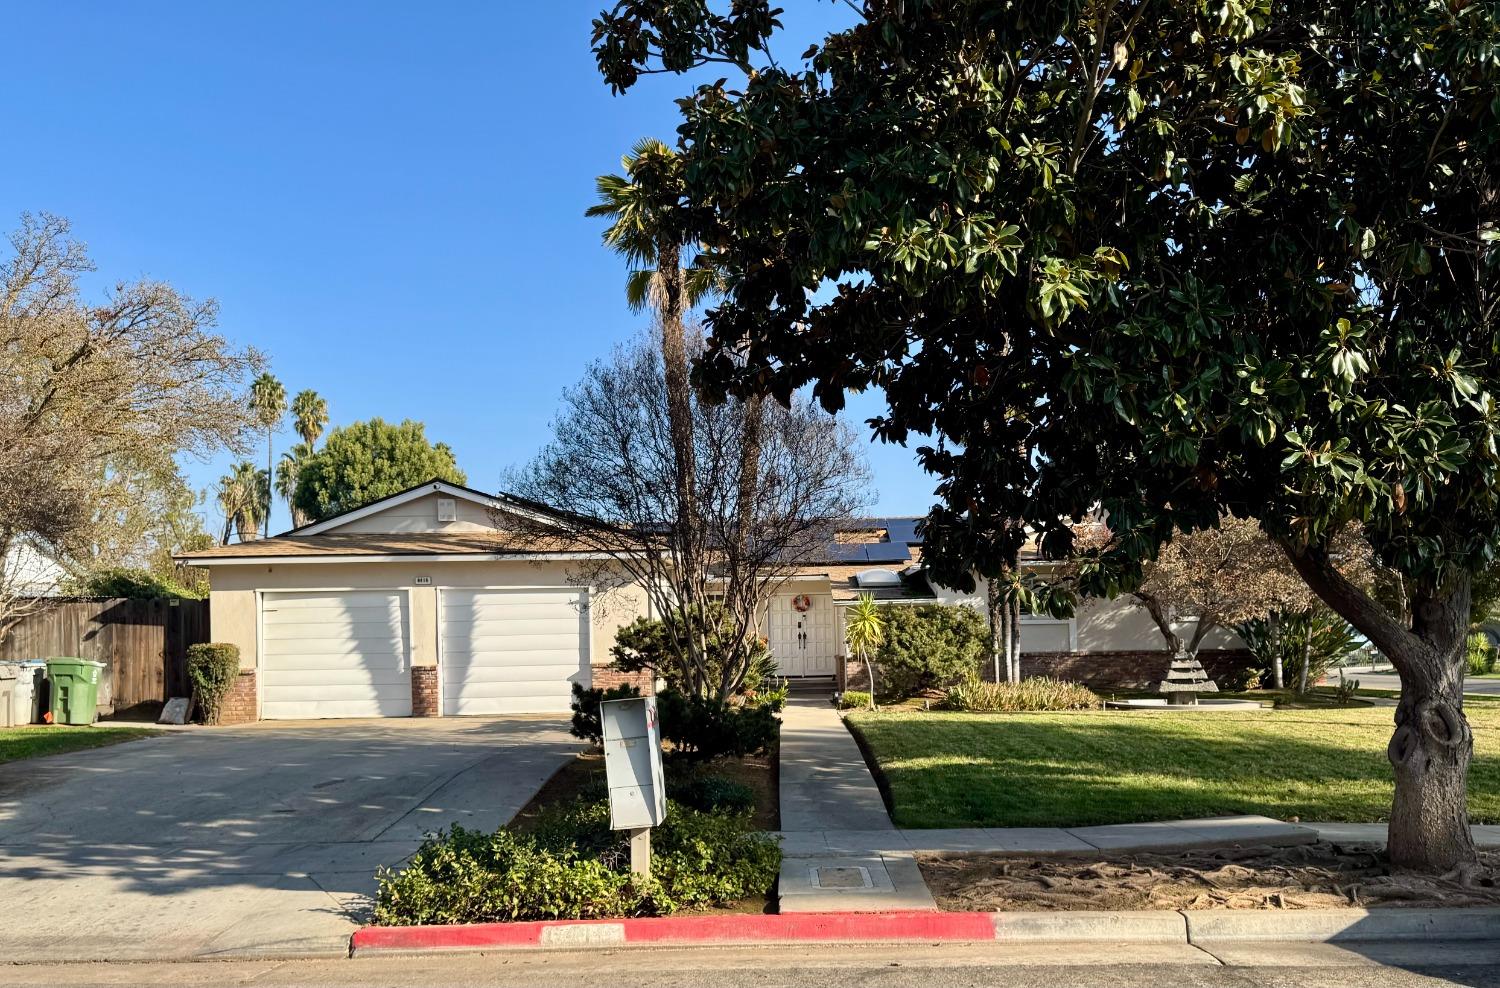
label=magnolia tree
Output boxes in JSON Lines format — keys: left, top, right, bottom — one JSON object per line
{"left": 591, "top": 1, "right": 1499, "bottom": 872}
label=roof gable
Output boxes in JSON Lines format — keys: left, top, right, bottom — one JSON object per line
{"left": 288, "top": 480, "right": 556, "bottom": 537}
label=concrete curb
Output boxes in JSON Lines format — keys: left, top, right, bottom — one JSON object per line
{"left": 349, "top": 907, "right": 1500, "bottom": 954}
{"left": 1185, "top": 907, "right": 1500, "bottom": 943}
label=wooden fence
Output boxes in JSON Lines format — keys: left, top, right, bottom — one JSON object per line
{"left": 0, "top": 598, "right": 210, "bottom": 716}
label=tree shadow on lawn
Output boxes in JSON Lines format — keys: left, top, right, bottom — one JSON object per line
{"left": 851, "top": 714, "right": 1499, "bottom": 829}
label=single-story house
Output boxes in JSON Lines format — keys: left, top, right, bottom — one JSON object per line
{"left": 180, "top": 480, "right": 1248, "bottom": 723}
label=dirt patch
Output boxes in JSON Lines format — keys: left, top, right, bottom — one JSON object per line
{"left": 918, "top": 842, "right": 1500, "bottom": 911}
{"left": 511, "top": 750, "right": 779, "bottom": 834}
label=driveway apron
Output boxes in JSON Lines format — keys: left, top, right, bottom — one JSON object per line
{"left": 0, "top": 717, "right": 576, "bottom": 961}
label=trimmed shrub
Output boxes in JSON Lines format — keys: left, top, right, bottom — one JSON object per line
{"left": 569, "top": 684, "right": 778, "bottom": 762}
{"left": 611, "top": 604, "right": 775, "bottom": 696}
{"left": 654, "top": 689, "right": 778, "bottom": 762}
{"left": 876, "top": 604, "right": 988, "bottom": 698}
{"left": 667, "top": 773, "right": 756, "bottom": 815}
{"left": 569, "top": 682, "right": 642, "bottom": 744}
{"left": 1467, "top": 633, "right": 1497, "bottom": 676}
{"left": 838, "top": 690, "right": 872, "bottom": 710}
{"left": 186, "top": 643, "right": 241, "bottom": 724}
{"left": 943, "top": 675, "right": 1102, "bottom": 712}
{"left": 373, "top": 799, "right": 780, "bottom": 925}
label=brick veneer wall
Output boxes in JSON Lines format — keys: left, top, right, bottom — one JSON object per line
{"left": 1018, "top": 649, "right": 1257, "bottom": 689}
{"left": 216, "top": 671, "right": 258, "bottom": 725}
{"left": 590, "top": 665, "right": 655, "bottom": 695}
{"left": 836, "top": 650, "right": 1257, "bottom": 694}
{"left": 411, "top": 667, "right": 439, "bottom": 716}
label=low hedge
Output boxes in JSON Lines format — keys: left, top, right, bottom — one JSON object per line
{"left": 838, "top": 690, "right": 872, "bottom": 710}
{"left": 943, "top": 675, "right": 1102, "bottom": 712}
{"left": 373, "top": 799, "right": 780, "bottom": 925}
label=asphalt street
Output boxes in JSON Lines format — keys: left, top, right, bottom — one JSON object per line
{"left": 3, "top": 942, "right": 1498, "bottom": 988}
{"left": 1352, "top": 672, "right": 1500, "bottom": 696}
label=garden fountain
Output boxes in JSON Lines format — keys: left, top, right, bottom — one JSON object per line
{"left": 1105, "top": 648, "right": 1262, "bottom": 711}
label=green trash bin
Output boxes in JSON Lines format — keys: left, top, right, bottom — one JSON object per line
{"left": 45, "top": 657, "right": 105, "bottom": 726}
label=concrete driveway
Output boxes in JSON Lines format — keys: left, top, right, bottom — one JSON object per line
{"left": 0, "top": 717, "right": 577, "bottom": 961}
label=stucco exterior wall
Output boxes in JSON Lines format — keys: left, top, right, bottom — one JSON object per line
{"left": 202, "top": 558, "right": 650, "bottom": 673}
{"left": 331, "top": 492, "right": 528, "bottom": 534}
{"left": 1072, "top": 595, "right": 1243, "bottom": 651}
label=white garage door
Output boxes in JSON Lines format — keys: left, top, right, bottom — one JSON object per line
{"left": 261, "top": 590, "right": 411, "bottom": 719}
{"left": 440, "top": 589, "right": 589, "bottom": 715}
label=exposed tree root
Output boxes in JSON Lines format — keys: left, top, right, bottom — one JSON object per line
{"left": 918, "top": 842, "right": 1500, "bottom": 912}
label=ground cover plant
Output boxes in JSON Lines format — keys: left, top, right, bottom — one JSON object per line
{"left": 847, "top": 706, "right": 1500, "bottom": 830}
{"left": 373, "top": 797, "right": 780, "bottom": 925}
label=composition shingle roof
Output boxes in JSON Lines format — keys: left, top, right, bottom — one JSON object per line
{"left": 180, "top": 531, "right": 601, "bottom": 561}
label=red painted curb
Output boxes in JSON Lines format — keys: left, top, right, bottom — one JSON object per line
{"left": 351, "top": 911, "right": 997, "bottom": 953}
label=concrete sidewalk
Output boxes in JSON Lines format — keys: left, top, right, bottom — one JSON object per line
{"left": 779, "top": 815, "right": 1320, "bottom": 856}
{"left": 1306, "top": 822, "right": 1500, "bottom": 848}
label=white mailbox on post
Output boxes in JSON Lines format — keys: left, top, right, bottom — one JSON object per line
{"left": 600, "top": 695, "right": 666, "bottom": 875}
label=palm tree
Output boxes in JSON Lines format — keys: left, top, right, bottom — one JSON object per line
{"left": 588, "top": 138, "right": 721, "bottom": 657}
{"left": 844, "top": 594, "right": 886, "bottom": 710}
{"left": 290, "top": 389, "right": 328, "bottom": 447}
{"left": 248, "top": 373, "right": 286, "bottom": 537}
{"left": 276, "top": 442, "right": 313, "bottom": 528}
{"left": 216, "top": 461, "right": 269, "bottom": 543}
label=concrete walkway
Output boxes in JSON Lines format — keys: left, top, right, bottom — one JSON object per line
{"left": 778, "top": 697, "right": 893, "bottom": 832}
{"left": 777, "top": 697, "right": 925, "bottom": 911}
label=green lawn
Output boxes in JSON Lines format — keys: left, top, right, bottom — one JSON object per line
{"left": 845, "top": 705, "right": 1500, "bottom": 829}
{"left": 0, "top": 725, "right": 157, "bottom": 765}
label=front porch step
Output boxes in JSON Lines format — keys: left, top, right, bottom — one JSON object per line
{"left": 783, "top": 676, "right": 837, "bottom": 695}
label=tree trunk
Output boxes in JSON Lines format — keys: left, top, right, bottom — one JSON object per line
{"left": 1269, "top": 611, "right": 1284, "bottom": 689}
{"left": 987, "top": 579, "right": 1004, "bottom": 683}
{"left": 1387, "top": 645, "right": 1475, "bottom": 872}
{"left": 718, "top": 394, "right": 765, "bottom": 700}
{"left": 265, "top": 432, "right": 274, "bottom": 538}
{"left": 655, "top": 245, "right": 705, "bottom": 679}
{"left": 1134, "top": 592, "right": 1185, "bottom": 654}
{"left": 1284, "top": 545, "right": 1477, "bottom": 872}
{"left": 1008, "top": 593, "right": 1022, "bottom": 682}
{"left": 1298, "top": 630, "right": 1312, "bottom": 694}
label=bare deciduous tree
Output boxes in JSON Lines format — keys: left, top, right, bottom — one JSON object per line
{"left": 0, "top": 213, "right": 258, "bottom": 629}
{"left": 508, "top": 331, "right": 870, "bottom": 700}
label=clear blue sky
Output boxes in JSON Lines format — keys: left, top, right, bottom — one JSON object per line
{"left": 1, "top": 2, "right": 935, "bottom": 534}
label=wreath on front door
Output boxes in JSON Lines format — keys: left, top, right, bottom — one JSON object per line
{"left": 791, "top": 594, "right": 812, "bottom": 613}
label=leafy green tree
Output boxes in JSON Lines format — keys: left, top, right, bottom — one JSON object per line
{"left": 290, "top": 389, "right": 328, "bottom": 446}
{"left": 248, "top": 373, "right": 286, "bottom": 537}
{"left": 63, "top": 567, "right": 204, "bottom": 600}
{"left": 592, "top": 1, "right": 1499, "bottom": 871}
{"left": 293, "top": 418, "right": 465, "bottom": 521}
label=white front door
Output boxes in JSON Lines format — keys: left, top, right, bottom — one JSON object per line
{"left": 768, "top": 593, "right": 837, "bottom": 677}
{"left": 260, "top": 590, "right": 411, "bottom": 719}
{"left": 439, "top": 588, "right": 589, "bottom": 715}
